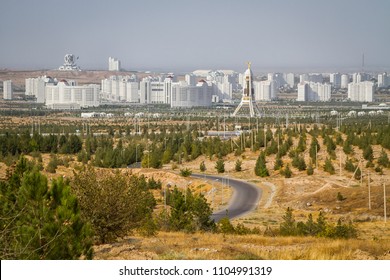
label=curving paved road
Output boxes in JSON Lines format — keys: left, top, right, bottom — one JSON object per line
{"left": 191, "top": 174, "right": 262, "bottom": 222}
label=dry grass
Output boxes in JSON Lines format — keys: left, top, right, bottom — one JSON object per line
{"left": 94, "top": 230, "right": 390, "bottom": 260}
{"left": 2, "top": 114, "right": 390, "bottom": 260}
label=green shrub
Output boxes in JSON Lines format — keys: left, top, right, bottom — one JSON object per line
{"left": 180, "top": 168, "right": 192, "bottom": 177}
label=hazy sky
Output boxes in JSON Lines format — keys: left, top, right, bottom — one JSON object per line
{"left": 1, "top": 0, "right": 389, "bottom": 72}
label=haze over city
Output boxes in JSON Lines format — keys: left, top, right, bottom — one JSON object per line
{"left": 1, "top": 0, "right": 390, "bottom": 72}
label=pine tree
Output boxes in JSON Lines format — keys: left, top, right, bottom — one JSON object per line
{"left": 235, "top": 159, "right": 242, "bottom": 172}
{"left": 166, "top": 187, "right": 214, "bottom": 232}
{"left": 162, "top": 148, "right": 173, "bottom": 164}
{"left": 316, "top": 211, "right": 327, "bottom": 235}
{"left": 378, "top": 149, "right": 390, "bottom": 167}
{"left": 354, "top": 167, "right": 362, "bottom": 180}
{"left": 324, "top": 157, "right": 335, "bottom": 174}
{"left": 292, "top": 155, "right": 306, "bottom": 171}
{"left": 215, "top": 158, "right": 225, "bottom": 173}
{"left": 274, "top": 153, "right": 284, "bottom": 170}
{"left": 280, "top": 207, "right": 296, "bottom": 236}
{"left": 344, "top": 157, "right": 355, "bottom": 172}
{"left": 309, "top": 137, "right": 319, "bottom": 164}
{"left": 0, "top": 157, "right": 93, "bottom": 259}
{"left": 282, "top": 164, "right": 292, "bottom": 178}
{"left": 200, "top": 161, "right": 206, "bottom": 172}
{"left": 363, "top": 145, "right": 374, "bottom": 161}
{"left": 307, "top": 164, "right": 314, "bottom": 175}
{"left": 296, "top": 135, "right": 306, "bottom": 153}
{"left": 343, "top": 140, "right": 353, "bottom": 154}
{"left": 304, "top": 213, "right": 317, "bottom": 236}
{"left": 254, "top": 151, "right": 269, "bottom": 177}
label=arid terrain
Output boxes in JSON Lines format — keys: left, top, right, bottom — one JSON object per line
{"left": 1, "top": 123, "right": 388, "bottom": 259}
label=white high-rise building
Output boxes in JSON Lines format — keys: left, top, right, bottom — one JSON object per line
{"left": 185, "top": 74, "right": 196, "bottom": 86}
{"left": 311, "top": 82, "right": 331, "bottom": 101}
{"left": 254, "top": 80, "right": 277, "bottom": 101}
{"left": 3, "top": 80, "right": 12, "bottom": 100}
{"left": 285, "top": 73, "right": 295, "bottom": 88}
{"left": 268, "top": 73, "right": 285, "bottom": 88}
{"left": 348, "top": 81, "right": 374, "bottom": 102}
{"left": 101, "top": 78, "right": 112, "bottom": 100}
{"left": 139, "top": 77, "right": 174, "bottom": 104}
{"left": 297, "top": 82, "right": 308, "bottom": 101}
{"left": 139, "top": 79, "right": 151, "bottom": 104}
{"left": 101, "top": 75, "right": 138, "bottom": 101}
{"left": 341, "top": 74, "right": 349, "bottom": 89}
{"left": 149, "top": 81, "right": 166, "bottom": 104}
{"left": 297, "top": 82, "right": 331, "bottom": 101}
{"left": 170, "top": 80, "right": 212, "bottom": 108}
{"left": 200, "top": 70, "right": 234, "bottom": 101}
{"left": 108, "top": 57, "right": 121, "bottom": 71}
{"left": 45, "top": 81, "right": 100, "bottom": 109}
{"left": 352, "top": 72, "right": 369, "bottom": 83}
{"left": 126, "top": 82, "right": 139, "bottom": 103}
{"left": 300, "top": 73, "right": 323, "bottom": 83}
{"left": 378, "top": 73, "right": 389, "bottom": 88}
{"left": 111, "top": 78, "right": 120, "bottom": 101}
{"left": 216, "top": 80, "right": 233, "bottom": 100}
{"left": 330, "top": 73, "right": 341, "bottom": 88}
{"left": 238, "top": 73, "right": 245, "bottom": 89}
{"left": 223, "top": 73, "right": 238, "bottom": 89}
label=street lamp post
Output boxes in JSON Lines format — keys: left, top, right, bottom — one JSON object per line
{"left": 221, "top": 176, "right": 224, "bottom": 206}
{"left": 383, "top": 175, "right": 387, "bottom": 223}
{"left": 135, "top": 144, "right": 140, "bottom": 165}
{"left": 215, "top": 179, "right": 219, "bottom": 208}
{"left": 178, "top": 138, "right": 183, "bottom": 165}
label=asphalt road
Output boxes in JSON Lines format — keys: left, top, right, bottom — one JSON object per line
{"left": 191, "top": 174, "right": 262, "bottom": 222}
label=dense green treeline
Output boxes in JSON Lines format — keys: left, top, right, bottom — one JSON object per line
{"left": 1, "top": 123, "right": 390, "bottom": 175}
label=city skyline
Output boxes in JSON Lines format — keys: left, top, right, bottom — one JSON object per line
{"left": 1, "top": 0, "right": 390, "bottom": 72}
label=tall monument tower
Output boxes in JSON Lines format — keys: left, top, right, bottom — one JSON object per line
{"left": 232, "top": 62, "right": 260, "bottom": 117}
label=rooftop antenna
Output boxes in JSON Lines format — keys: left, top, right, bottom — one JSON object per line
{"left": 362, "top": 52, "right": 365, "bottom": 72}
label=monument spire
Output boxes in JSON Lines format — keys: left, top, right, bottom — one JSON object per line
{"left": 232, "top": 62, "right": 260, "bottom": 117}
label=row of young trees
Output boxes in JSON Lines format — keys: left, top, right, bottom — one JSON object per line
{"left": 252, "top": 124, "right": 390, "bottom": 178}
{"left": 2, "top": 122, "right": 390, "bottom": 171}
{"left": 279, "top": 208, "right": 357, "bottom": 239}
{"left": 0, "top": 132, "right": 82, "bottom": 157}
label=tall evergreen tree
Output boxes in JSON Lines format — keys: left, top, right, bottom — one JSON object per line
{"left": 254, "top": 151, "right": 269, "bottom": 177}
{"left": 363, "top": 145, "right": 374, "bottom": 161}
{"left": 324, "top": 157, "right": 335, "bottom": 174}
{"left": 0, "top": 157, "right": 93, "bottom": 259}
{"left": 215, "top": 158, "right": 225, "bottom": 173}
{"left": 280, "top": 207, "right": 296, "bottom": 236}
{"left": 378, "top": 149, "right": 390, "bottom": 167}
{"left": 309, "top": 137, "right": 319, "bottom": 164}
